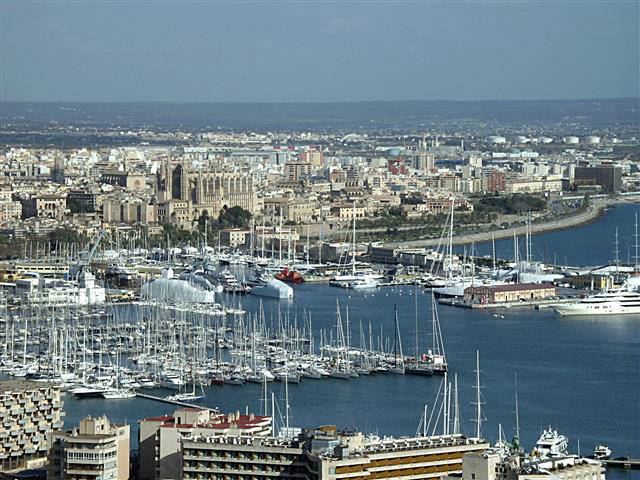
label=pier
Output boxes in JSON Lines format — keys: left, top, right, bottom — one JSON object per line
{"left": 135, "top": 393, "right": 216, "bottom": 412}
{"left": 437, "top": 298, "right": 577, "bottom": 309}
{"left": 601, "top": 458, "right": 640, "bottom": 470}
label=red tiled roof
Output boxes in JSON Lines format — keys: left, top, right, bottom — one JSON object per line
{"left": 467, "top": 283, "right": 554, "bottom": 292}
{"left": 141, "top": 415, "right": 173, "bottom": 423}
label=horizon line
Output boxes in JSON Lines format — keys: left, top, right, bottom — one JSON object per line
{"left": 1, "top": 97, "right": 639, "bottom": 105}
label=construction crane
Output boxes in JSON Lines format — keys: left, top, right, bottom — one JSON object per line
{"left": 74, "top": 228, "right": 106, "bottom": 278}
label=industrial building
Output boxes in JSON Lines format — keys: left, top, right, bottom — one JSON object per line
{"left": 47, "top": 416, "right": 130, "bottom": 480}
{"left": 464, "top": 283, "right": 556, "bottom": 305}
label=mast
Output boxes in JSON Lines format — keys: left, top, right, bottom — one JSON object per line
{"left": 614, "top": 227, "right": 620, "bottom": 270}
{"left": 514, "top": 372, "right": 520, "bottom": 450}
{"left": 448, "top": 199, "right": 455, "bottom": 281}
{"left": 634, "top": 212, "right": 639, "bottom": 272}
{"left": 352, "top": 201, "right": 357, "bottom": 276}
{"left": 414, "top": 282, "right": 419, "bottom": 366}
{"left": 492, "top": 233, "right": 496, "bottom": 273}
{"left": 473, "top": 350, "right": 483, "bottom": 439}
{"left": 443, "top": 371, "right": 449, "bottom": 435}
{"left": 453, "top": 373, "right": 460, "bottom": 435}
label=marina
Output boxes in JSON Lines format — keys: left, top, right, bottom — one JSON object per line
{"left": 0, "top": 203, "right": 637, "bottom": 479}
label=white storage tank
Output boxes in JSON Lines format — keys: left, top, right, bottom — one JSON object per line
{"left": 489, "top": 135, "right": 506, "bottom": 144}
{"left": 564, "top": 136, "right": 579, "bottom": 144}
{"left": 584, "top": 135, "right": 600, "bottom": 144}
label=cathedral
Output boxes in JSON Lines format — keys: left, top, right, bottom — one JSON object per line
{"left": 156, "top": 160, "right": 256, "bottom": 228}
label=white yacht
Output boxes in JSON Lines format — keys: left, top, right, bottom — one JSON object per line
{"left": 250, "top": 279, "right": 293, "bottom": 299}
{"left": 554, "top": 276, "right": 640, "bottom": 316}
{"left": 535, "top": 426, "right": 568, "bottom": 457}
{"left": 593, "top": 445, "right": 612, "bottom": 459}
{"left": 101, "top": 388, "right": 136, "bottom": 399}
{"left": 347, "top": 274, "right": 380, "bottom": 289}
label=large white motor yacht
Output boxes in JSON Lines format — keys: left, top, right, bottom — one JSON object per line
{"left": 554, "top": 276, "right": 640, "bottom": 315}
{"left": 535, "top": 426, "right": 568, "bottom": 457}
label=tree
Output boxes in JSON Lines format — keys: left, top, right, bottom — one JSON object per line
{"left": 218, "top": 206, "right": 252, "bottom": 228}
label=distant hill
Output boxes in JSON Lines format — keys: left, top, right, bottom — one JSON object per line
{"left": 1, "top": 98, "right": 638, "bottom": 132}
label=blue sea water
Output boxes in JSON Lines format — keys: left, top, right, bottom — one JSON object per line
{"left": 62, "top": 204, "right": 640, "bottom": 479}
{"left": 459, "top": 203, "right": 640, "bottom": 267}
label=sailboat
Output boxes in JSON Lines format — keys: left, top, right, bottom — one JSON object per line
{"left": 102, "top": 350, "right": 136, "bottom": 399}
{"left": 408, "top": 291, "right": 447, "bottom": 375}
{"left": 388, "top": 306, "right": 405, "bottom": 374}
{"left": 165, "top": 346, "right": 205, "bottom": 402}
{"left": 331, "top": 202, "right": 383, "bottom": 288}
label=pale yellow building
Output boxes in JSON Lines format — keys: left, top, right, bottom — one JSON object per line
{"left": 48, "top": 416, "right": 130, "bottom": 480}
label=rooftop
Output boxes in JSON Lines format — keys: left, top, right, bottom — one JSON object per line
{"left": 0, "top": 379, "right": 56, "bottom": 393}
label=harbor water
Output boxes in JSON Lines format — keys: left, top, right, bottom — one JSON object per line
{"left": 461, "top": 203, "right": 640, "bottom": 267}
{"left": 62, "top": 204, "right": 640, "bottom": 478}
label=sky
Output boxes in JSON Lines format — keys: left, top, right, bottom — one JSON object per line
{"left": 1, "top": 1, "right": 638, "bottom": 102}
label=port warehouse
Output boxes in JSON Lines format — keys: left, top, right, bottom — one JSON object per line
{"left": 463, "top": 283, "right": 556, "bottom": 304}
{"left": 180, "top": 429, "right": 489, "bottom": 480}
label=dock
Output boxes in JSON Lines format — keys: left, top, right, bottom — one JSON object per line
{"left": 135, "top": 393, "right": 216, "bottom": 412}
{"left": 601, "top": 458, "right": 640, "bottom": 470}
{"left": 437, "top": 298, "right": 577, "bottom": 310}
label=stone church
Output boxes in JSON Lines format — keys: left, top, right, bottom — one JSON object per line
{"left": 155, "top": 160, "right": 256, "bottom": 228}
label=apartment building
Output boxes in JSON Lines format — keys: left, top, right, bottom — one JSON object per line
{"left": 48, "top": 416, "right": 130, "bottom": 480}
{"left": 139, "top": 408, "right": 272, "bottom": 480}
{"left": 180, "top": 428, "right": 490, "bottom": 480}
{"left": 0, "top": 380, "right": 63, "bottom": 472}
{"left": 181, "top": 435, "right": 308, "bottom": 480}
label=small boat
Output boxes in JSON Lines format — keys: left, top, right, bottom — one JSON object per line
{"left": 405, "top": 362, "right": 433, "bottom": 376}
{"left": 329, "top": 369, "right": 350, "bottom": 379}
{"left": 276, "top": 267, "right": 304, "bottom": 284}
{"left": 101, "top": 388, "right": 136, "bottom": 399}
{"left": 165, "top": 391, "right": 204, "bottom": 403}
{"left": 224, "top": 375, "right": 245, "bottom": 386}
{"left": 594, "top": 445, "right": 612, "bottom": 460}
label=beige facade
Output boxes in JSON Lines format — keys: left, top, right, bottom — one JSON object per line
{"left": 506, "top": 175, "right": 562, "bottom": 193}
{"left": 156, "top": 161, "right": 256, "bottom": 229}
{"left": 0, "top": 201, "right": 22, "bottom": 222}
{"left": 263, "top": 198, "right": 318, "bottom": 224}
{"left": 415, "top": 199, "right": 473, "bottom": 215}
{"left": 464, "top": 283, "right": 556, "bottom": 304}
{"left": 330, "top": 205, "right": 366, "bottom": 221}
{"left": 284, "top": 162, "right": 312, "bottom": 182}
{"left": 299, "top": 150, "right": 324, "bottom": 166}
{"left": 156, "top": 200, "right": 190, "bottom": 227}
{"left": 222, "top": 229, "right": 251, "bottom": 248}
{"left": 102, "top": 193, "right": 156, "bottom": 225}
{"left": 0, "top": 380, "right": 62, "bottom": 472}
{"left": 181, "top": 430, "right": 489, "bottom": 480}
{"left": 139, "top": 408, "right": 272, "bottom": 480}
{"left": 21, "top": 194, "right": 67, "bottom": 220}
{"left": 450, "top": 451, "right": 605, "bottom": 480}
{"left": 48, "top": 416, "right": 130, "bottom": 480}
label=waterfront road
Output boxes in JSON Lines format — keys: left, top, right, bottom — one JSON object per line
{"left": 387, "top": 193, "right": 640, "bottom": 249}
